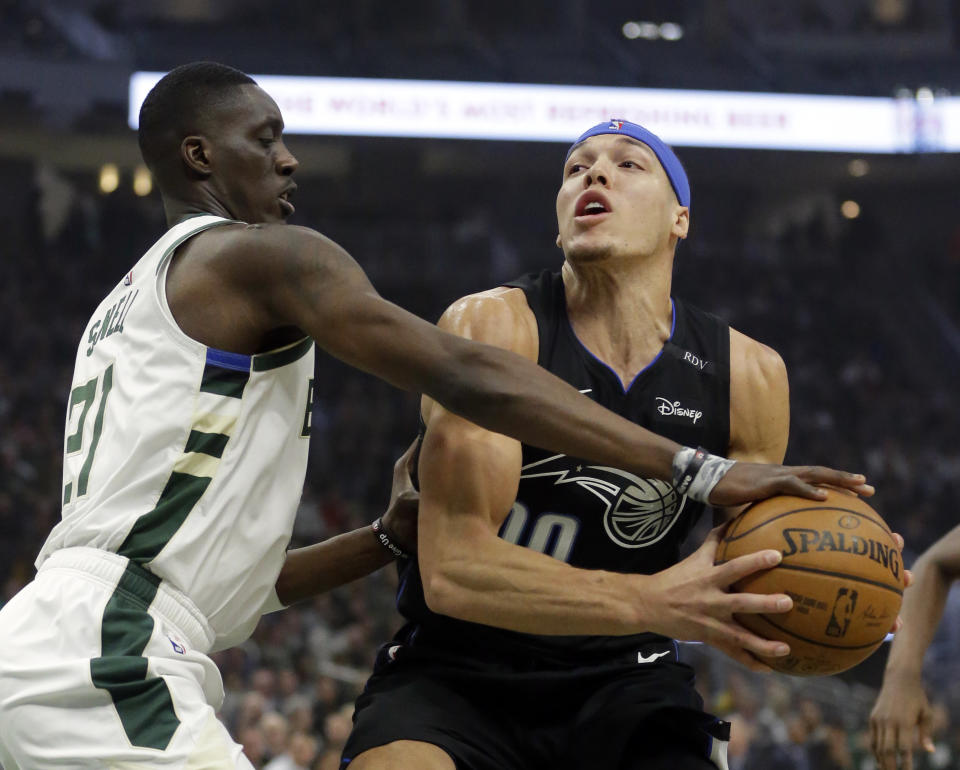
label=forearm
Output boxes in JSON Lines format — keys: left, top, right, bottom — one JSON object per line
{"left": 437, "top": 339, "right": 679, "bottom": 479}
{"left": 275, "top": 526, "right": 391, "bottom": 606}
{"left": 311, "top": 288, "right": 681, "bottom": 481}
{"left": 423, "top": 522, "right": 646, "bottom": 635}
{"left": 417, "top": 423, "right": 653, "bottom": 636}
{"left": 884, "top": 553, "right": 952, "bottom": 675}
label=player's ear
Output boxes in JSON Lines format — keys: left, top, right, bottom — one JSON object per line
{"left": 556, "top": 234, "right": 563, "bottom": 249}
{"left": 181, "top": 136, "right": 213, "bottom": 178}
{"left": 672, "top": 206, "right": 689, "bottom": 240}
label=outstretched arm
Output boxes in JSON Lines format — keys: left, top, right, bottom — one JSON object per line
{"left": 417, "top": 290, "right": 799, "bottom": 670}
{"left": 870, "top": 524, "right": 960, "bottom": 770}
{"left": 206, "top": 222, "right": 871, "bottom": 504}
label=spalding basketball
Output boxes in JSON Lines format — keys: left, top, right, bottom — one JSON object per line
{"left": 716, "top": 488, "right": 904, "bottom": 676}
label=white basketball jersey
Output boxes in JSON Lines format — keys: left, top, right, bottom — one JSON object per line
{"left": 37, "top": 215, "right": 315, "bottom": 651}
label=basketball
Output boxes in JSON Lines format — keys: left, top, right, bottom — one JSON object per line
{"left": 716, "top": 488, "right": 904, "bottom": 676}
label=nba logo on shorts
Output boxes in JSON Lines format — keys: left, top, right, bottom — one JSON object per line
{"left": 169, "top": 636, "right": 185, "bottom": 655}
{"left": 825, "top": 587, "right": 858, "bottom": 638}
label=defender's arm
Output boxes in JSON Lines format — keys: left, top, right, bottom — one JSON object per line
{"left": 274, "top": 442, "right": 419, "bottom": 606}
{"left": 207, "top": 222, "right": 871, "bottom": 504}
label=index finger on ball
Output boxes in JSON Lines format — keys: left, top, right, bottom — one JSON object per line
{"left": 777, "top": 475, "right": 830, "bottom": 500}
{"left": 715, "top": 548, "right": 782, "bottom": 586}
{"left": 795, "top": 466, "right": 871, "bottom": 491}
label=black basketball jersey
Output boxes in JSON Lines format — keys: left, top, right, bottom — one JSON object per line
{"left": 395, "top": 269, "right": 731, "bottom": 665}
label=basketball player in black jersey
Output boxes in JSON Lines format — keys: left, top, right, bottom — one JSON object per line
{"left": 340, "top": 120, "right": 906, "bottom": 770}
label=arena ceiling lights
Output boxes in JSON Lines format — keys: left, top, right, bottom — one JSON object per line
{"left": 129, "top": 72, "right": 960, "bottom": 154}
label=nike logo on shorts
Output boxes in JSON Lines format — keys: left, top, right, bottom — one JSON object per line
{"left": 637, "top": 649, "right": 671, "bottom": 664}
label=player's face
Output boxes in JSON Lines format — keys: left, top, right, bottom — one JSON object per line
{"left": 556, "top": 134, "right": 687, "bottom": 263}
{"left": 205, "top": 85, "right": 299, "bottom": 224}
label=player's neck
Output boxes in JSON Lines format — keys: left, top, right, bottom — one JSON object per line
{"left": 162, "top": 191, "right": 235, "bottom": 229}
{"left": 560, "top": 255, "right": 673, "bottom": 387}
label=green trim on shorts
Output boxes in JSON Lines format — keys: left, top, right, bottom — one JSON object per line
{"left": 90, "top": 561, "right": 180, "bottom": 750}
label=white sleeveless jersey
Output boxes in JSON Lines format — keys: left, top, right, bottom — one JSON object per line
{"left": 37, "top": 215, "right": 315, "bottom": 651}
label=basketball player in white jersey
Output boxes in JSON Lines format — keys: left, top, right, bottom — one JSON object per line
{"left": 0, "top": 63, "right": 875, "bottom": 769}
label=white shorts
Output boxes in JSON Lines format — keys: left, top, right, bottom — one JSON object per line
{"left": 0, "top": 547, "right": 254, "bottom": 770}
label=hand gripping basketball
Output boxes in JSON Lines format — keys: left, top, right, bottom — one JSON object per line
{"left": 642, "top": 525, "right": 795, "bottom": 673}
{"left": 715, "top": 489, "right": 906, "bottom": 675}
{"left": 707, "top": 462, "right": 874, "bottom": 507}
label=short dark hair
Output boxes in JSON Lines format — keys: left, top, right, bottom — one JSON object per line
{"left": 138, "top": 61, "right": 256, "bottom": 173}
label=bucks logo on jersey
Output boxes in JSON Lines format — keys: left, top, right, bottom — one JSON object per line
{"left": 505, "top": 454, "right": 687, "bottom": 554}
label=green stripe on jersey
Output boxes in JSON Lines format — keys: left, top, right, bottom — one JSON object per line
{"left": 199, "top": 365, "right": 249, "bottom": 398}
{"left": 90, "top": 561, "right": 179, "bottom": 750}
{"left": 77, "top": 363, "right": 113, "bottom": 497}
{"left": 183, "top": 429, "right": 230, "bottom": 458}
{"left": 117, "top": 472, "right": 211, "bottom": 563}
{"left": 253, "top": 336, "right": 313, "bottom": 372}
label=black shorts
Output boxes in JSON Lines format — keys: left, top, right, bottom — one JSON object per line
{"left": 341, "top": 643, "right": 729, "bottom": 770}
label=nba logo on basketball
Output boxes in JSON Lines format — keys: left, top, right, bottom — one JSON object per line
{"left": 825, "top": 587, "right": 858, "bottom": 638}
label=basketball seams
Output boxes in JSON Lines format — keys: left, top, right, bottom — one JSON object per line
{"left": 748, "top": 613, "right": 888, "bottom": 651}
{"left": 722, "top": 505, "right": 893, "bottom": 544}
{"left": 767, "top": 563, "right": 902, "bottom": 596}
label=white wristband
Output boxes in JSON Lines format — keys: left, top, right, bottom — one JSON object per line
{"left": 672, "top": 446, "right": 736, "bottom": 503}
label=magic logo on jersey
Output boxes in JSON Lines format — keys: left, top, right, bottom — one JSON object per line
{"left": 518, "top": 454, "right": 687, "bottom": 549}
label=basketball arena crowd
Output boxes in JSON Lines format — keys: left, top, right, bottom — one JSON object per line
{"left": 2, "top": 157, "right": 960, "bottom": 770}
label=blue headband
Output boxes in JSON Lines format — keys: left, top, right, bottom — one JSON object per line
{"left": 566, "top": 119, "right": 690, "bottom": 207}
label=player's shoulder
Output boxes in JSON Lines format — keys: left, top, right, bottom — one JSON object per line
{"left": 728, "top": 326, "right": 787, "bottom": 391}
{"left": 439, "top": 287, "right": 537, "bottom": 359}
{"left": 443, "top": 286, "right": 531, "bottom": 317}
{"left": 189, "top": 222, "right": 322, "bottom": 262}
{"left": 181, "top": 222, "right": 346, "bottom": 286}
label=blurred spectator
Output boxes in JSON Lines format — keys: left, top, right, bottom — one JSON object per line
{"left": 260, "top": 712, "right": 291, "bottom": 765}
{"left": 264, "top": 731, "right": 319, "bottom": 770}
{"left": 239, "top": 724, "right": 267, "bottom": 769}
